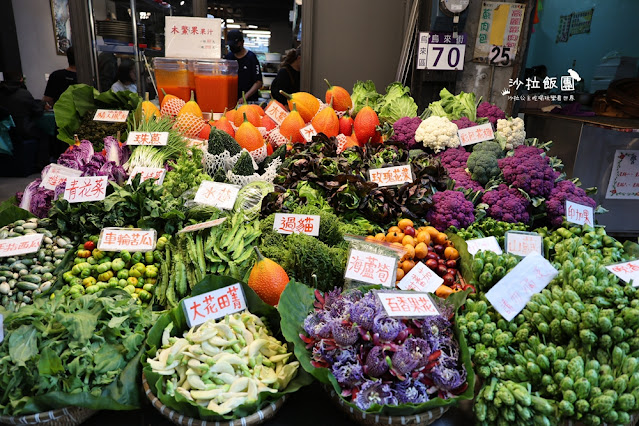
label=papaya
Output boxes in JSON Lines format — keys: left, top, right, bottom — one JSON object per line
{"left": 311, "top": 100, "right": 339, "bottom": 138}
{"left": 325, "top": 79, "right": 352, "bottom": 112}
{"left": 280, "top": 91, "right": 319, "bottom": 123}
{"left": 279, "top": 103, "right": 306, "bottom": 144}
{"left": 235, "top": 112, "right": 267, "bottom": 162}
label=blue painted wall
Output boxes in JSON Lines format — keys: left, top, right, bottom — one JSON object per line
{"left": 526, "top": 0, "right": 639, "bottom": 92}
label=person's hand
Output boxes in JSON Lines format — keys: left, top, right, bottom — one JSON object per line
{"left": 236, "top": 97, "right": 245, "bottom": 106}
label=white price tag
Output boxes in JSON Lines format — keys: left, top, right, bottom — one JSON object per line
{"left": 486, "top": 253, "right": 558, "bottom": 321}
{"left": 178, "top": 218, "right": 227, "bottom": 234}
{"left": 98, "top": 228, "right": 156, "bottom": 252}
{"left": 265, "top": 101, "right": 289, "bottom": 125}
{"left": 606, "top": 260, "right": 639, "bottom": 286}
{"left": 417, "top": 32, "right": 466, "bottom": 71}
{"left": 466, "top": 236, "right": 503, "bottom": 256}
{"left": 369, "top": 165, "right": 413, "bottom": 187}
{"left": 128, "top": 167, "right": 166, "bottom": 185}
{"left": 397, "top": 261, "right": 443, "bottom": 293}
{"left": 63, "top": 176, "right": 108, "bottom": 203}
{"left": 377, "top": 291, "right": 440, "bottom": 317}
{"left": 0, "top": 234, "right": 44, "bottom": 258}
{"left": 93, "top": 109, "right": 129, "bottom": 122}
{"left": 126, "top": 131, "right": 169, "bottom": 146}
{"left": 194, "top": 181, "right": 240, "bottom": 210}
{"left": 505, "top": 231, "right": 543, "bottom": 257}
{"left": 165, "top": 16, "right": 222, "bottom": 59}
{"left": 300, "top": 124, "right": 318, "bottom": 142}
{"left": 458, "top": 123, "right": 495, "bottom": 146}
{"left": 182, "top": 283, "right": 247, "bottom": 327}
{"left": 40, "top": 164, "right": 83, "bottom": 190}
{"left": 273, "top": 214, "right": 320, "bottom": 236}
{"left": 565, "top": 200, "right": 594, "bottom": 226}
{"left": 345, "top": 248, "right": 397, "bottom": 287}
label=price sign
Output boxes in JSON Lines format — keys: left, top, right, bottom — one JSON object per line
{"left": 40, "top": 164, "right": 83, "bottom": 190}
{"left": 165, "top": 16, "right": 222, "bottom": 59}
{"left": 0, "top": 234, "right": 44, "bottom": 258}
{"left": 274, "top": 213, "right": 320, "bottom": 236}
{"left": 63, "top": 176, "right": 108, "bottom": 203}
{"left": 300, "top": 124, "right": 318, "bottom": 142}
{"left": 416, "top": 32, "right": 466, "bottom": 71}
{"left": 606, "top": 260, "right": 639, "bottom": 286}
{"left": 505, "top": 231, "right": 543, "bottom": 257}
{"left": 182, "top": 283, "right": 247, "bottom": 327}
{"left": 486, "top": 253, "right": 558, "bottom": 321}
{"left": 473, "top": 2, "right": 526, "bottom": 66}
{"left": 178, "top": 218, "right": 227, "bottom": 234}
{"left": 466, "top": 236, "right": 503, "bottom": 256}
{"left": 345, "top": 248, "right": 397, "bottom": 287}
{"left": 98, "top": 228, "right": 156, "bottom": 252}
{"left": 397, "top": 261, "right": 443, "bottom": 293}
{"left": 489, "top": 45, "right": 513, "bottom": 66}
{"left": 128, "top": 167, "right": 167, "bottom": 185}
{"left": 458, "top": 123, "right": 495, "bottom": 147}
{"left": 194, "top": 181, "right": 240, "bottom": 210}
{"left": 126, "top": 131, "right": 169, "bottom": 146}
{"left": 565, "top": 200, "right": 594, "bottom": 226}
{"left": 265, "top": 101, "right": 288, "bottom": 125}
{"left": 369, "top": 165, "right": 413, "bottom": 187}
{"left": 93, "top": 109, "right": 129, "bottom": 122}
{"left": 377, "top": 291, "right": 440, "bottom": 317}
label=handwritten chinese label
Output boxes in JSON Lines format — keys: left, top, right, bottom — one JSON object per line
{"left": 606, "top": 150, "right": 639, "bottom": 200}
{"left": 345, "top": 249, "right": 397, "bottom": 287}
{"left": 369, "top": 165, "right": 413, "bottom": 187}
{"left": 98, "top": 228, "right": 156, "bottom": 252}
{"left": 466, "top": 236, "right": 503, "bottom": 256}
{"left": 377, "top": 291, "right": 439, "bottom": 317}
{"left": 0, "top": 234, "right": 44, "bottom": 258}
{"left": 178, "top": 218, "right": 227, "bottom": 234}
{"left": 273, "top": 213, "right": 320, "bottom": 236}
{"left": 126, "top": 131, "right": 169, "bottom": 146}
{"left": 182, "top": 283, "right": 247, "bottom": 327}
{"left": 397, "top": 261, "right": 443, "bottom": 293}
{"left": 458, "top": 123, "right": 495, "bottom": 146}
{"left": 300, "top": 124, "right": 318, "bottom": 142}
{"left": 265, "top": 101, "right": 288, "bottom": 125}
{"left": 486, "top": 253, "right": 557, "bottom": 321}
{"left": 93, "top": 109, "right": 129, "bottom": 122}
{"left": 128, "top": 167, "right": 167, "bottom": 185}
{"left": 40, "top": 164, "right": 83, "bottom": 190}
{"left": 565, "top": 200, "right": 594, "bottom": 226}
{"left": 505, "top": 231, "right": 542, "bottom": 257}
{"left": 194, "top": 181, "right": 240, "bottom": 210}
{"left": 473, "top": 2, "right": 526, "bottom": 66}
{"left": 416, "top": 32, "right": 466, "bottom": 71}
{"left": 165, "top": 16, "right": 222, "bottom": 59}
{"left": 606, "top": 260, "right": 639, "bottom": 287}
{"left": 63, "top": 176, "right": 108, "bottom": 203}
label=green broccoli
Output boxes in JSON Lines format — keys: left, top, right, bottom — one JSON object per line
{"left": 292, "top": 205, "right": 343, "bottom": 246}
{"left": 285, "top": 233, "right": 345, "bottom": 291}
{"left": 231, "top": 151, "right": 255, "bottom": 176}
{"left": 208, "top": 128, "right": 241, "bottom": 156}
{"left": 473, "top": 140, "right": 504, "bottom": 159}
{"left": 213, "top": 167, "right": 228, "bottom": 183}
{"left": 467, "top": 150, "right": 501, "bottom": 185}
{"left": 260, "top": 144, "right": 286, "bottom": 171}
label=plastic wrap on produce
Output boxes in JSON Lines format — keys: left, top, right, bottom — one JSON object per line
{"left": 226, "top": 156, "right": 282, "bottom": 186}
{"left": 203, "top": 150, "right": 231, "bottom": 176}
{"left": 267, "top": 128, "right": 289, "bottom": 148}
{"left": 336, "top": 134, "right": 348, "bottom": 154}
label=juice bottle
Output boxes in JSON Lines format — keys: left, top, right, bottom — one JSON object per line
{"left": 153, "top": 58, "right": 190, "bottom": 103}
{"left": 193, "top": 60, "right": 239, "bottom": 114}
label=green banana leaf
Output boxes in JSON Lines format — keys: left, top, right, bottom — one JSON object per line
{"left": 0, "top": 197, "right": 34, "bottom": 228}
{"left": 447, "top": 232, "right": 474, "bottom": 284}
{"left": 278, "top": 280, "right": 475, "bottom": 416}
{"left": 142, "top": 275, "right": 313, "bottom": 421}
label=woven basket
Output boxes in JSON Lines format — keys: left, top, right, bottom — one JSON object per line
{"left": 142, "top": 373, "right": 286, "bottom": 426}
{"left": 326, "top": 387, "right": 449, "bottom": 425}
{"left": 0, "top": 406, "right": 97, "bottom": 426}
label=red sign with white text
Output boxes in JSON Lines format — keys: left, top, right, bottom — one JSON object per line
{"left": 93, "top": 109, "right": 129, "bottom": 122}
{"left": 40, "top": 164, "right": 83, "bottom": 190}
{"left": 126, "top": 131, "right": 169, "bottom": 146}
{"left": 397, "top": 261, "right": 443, "bottom": 292}
{"left": 64, "top": 176, "right": 108, "bottom": 203}
{"left": 98, "top": 228, "right": 156, "bottom": 252}
{"left": 0, "top": 234, "right": 44, "bottom": 258}
{"left": 377, "top": 291, "right": 440, "bottom": 317}
{"left": 369, "top": 165, "right": 414, "bottom": 187}
{"left": 182, "top": 283, "right": 247, "bottom": 327}
{"left": 273, "top": 213, "right": 320, "bottom": 236}
{"left": 565, "top": 200, "right": 594, "bottom": 226}
{"left": 458, "top": 123, "right": 494, "bottom": 146}
{"left": 344, "top": 248, "right": 396, "bottom": 287}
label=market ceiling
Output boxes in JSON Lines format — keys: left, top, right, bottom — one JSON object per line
{"left": 207, "top": 0, "right": 292, "bottom": 27}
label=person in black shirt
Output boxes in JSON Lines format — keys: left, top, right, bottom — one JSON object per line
{"left": 224, "top": 30, "right": 262, "bottom": 104}
{"left": 43, "top": 46, "right": 77, "bottom": 110}
{"left": 270, "top": 47, "right": 301, "bottom": 105}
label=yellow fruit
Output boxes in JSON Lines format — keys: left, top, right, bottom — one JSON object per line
{"left": 141, "top": 92, "right": 159, "bottom": 121}
{"left": 248, "top": 247, "right": 290, "bottom": 306}
{"left": 402, "top": 235, "right": 415, "bottom": 247}
{"left": 160, "top": 89, "right": 186, "bottom": 117}
{"left": 281, "top": 91, "right": 320, "bottom": 123}
{"left": 398, "top": 219, "right": 414, "bottom": 231}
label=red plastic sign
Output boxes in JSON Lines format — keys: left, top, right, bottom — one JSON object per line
{"left": 63, "top": 176, "right": 108, "bottom": 203}
{"left": 0, "top": 234, "right": 44, "bottom": 258}
{"left": 369, "top": 165, "right": 413, "bottom": 187}
{"left": 274, "top": 213, "right": 320, "bottom": 236}
{"left": 182, "top": 283, "right": 247, "bottom": 327}
{"left": 98, "top": 228, "right": 156, "bottom": 252}
{"left": 93, "top": 109, "right": 129, "bottom": 122}
{"left": 377, "top": 291, "right": 440, "bottom": 317}
{"left": 397, "top": 261, "right": 443, "bottom": 293}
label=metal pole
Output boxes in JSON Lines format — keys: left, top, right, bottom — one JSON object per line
{"left": 130, "top": 0, "right": 142, "bottom": 95}
{"left": 87, "top": 0, "right": 101, "bottom": 91}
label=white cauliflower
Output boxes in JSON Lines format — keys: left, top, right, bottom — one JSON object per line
{"left": 495, "top": 117, "right": 526, "bottom": 151}
{"left": 414, "top": 116, "right": 460, "bottom": 153}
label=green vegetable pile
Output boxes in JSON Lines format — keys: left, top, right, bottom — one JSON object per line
{"left": 451, "top": 217, "right": 528, "bottom": 246}
{"left": 162, "top": 148, "right": 211, "bottom": 199}
{"left": 469, "top": 250, "right": 520, "bottom": 292}
{"left": 75, "top": 110, "right": 127, "bottom": 151}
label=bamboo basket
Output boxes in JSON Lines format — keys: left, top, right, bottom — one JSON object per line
{"left": 0, "top": 407, "right": 97, "bottom": 426}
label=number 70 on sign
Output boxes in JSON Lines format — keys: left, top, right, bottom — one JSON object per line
{"left": 416, "top": 32, "right": 466, "bottom": 71}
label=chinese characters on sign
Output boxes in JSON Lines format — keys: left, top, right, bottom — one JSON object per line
{"left": 606, "top": 150, "right": 639, "bottom": 200}
{"left": 182, "top": 283, "right": 247, "bottom": 327}
{"left": 473, "top": 2, "right": 526, "bottom": 66}
{"left": 40, "top": 164, "right": 83, "bottom": 191}
{"left": 397, "top": 262, "right": 444, "bottom": 293}
{"left": 416, "top": 32, "right": 466, "bottom": 71}
{"left": 505, "top": 231, "right": 543, "bottom": 257}
{"left": 178, "top": 218, "right": 227, "bottom": 234}
{"left": 98, "top": 228, "right": 156, "bottom": 252}
{"left": 369, "top": 165, "right": 413, "bottom": 187}
{"left": 93, "top": 109, "right": 129, "bottom": 122}
{"left": 606, "top": 261, "right": 639, "bottom": 287}
{"left": 377, "top": 291, "right": 440, "bottom": 318}
{"left": 194, "top": 181, "right": 240, "bottom": 210}
{"left": 63, "top": 176, "right": 108, "bottom": 203}
{"left": 565, "top": 200, "right": 593, "bottom": 226}
{"left": 165, "top": 17, "right": 222, "bottom": 59}
{"left": 0, "top": 234, "right": 44, "bottom": 258}
{"left": 458, "top": 123, "right": 495, "bottom": 146}
{"left": 466, "top": 236, "right": 503, "bottom": 256}
{"left": 557, "top": 8, "right": 594, "bottom": 43}
{"left": 486, "top": 253, "right": 558, "bottom": 321}
{"left": 126, "top": 131, "right": 169, "bottom": 146}
{"left": 273, "top": 213, "right": 321, "bottom": 236}
{"left": 345, "top": 249, "right": 397, "bottom": 288}
{"left": 300, "top": 124, "right": 318, "bottom": 143}
{"left": 128, "top": 167, "right": 167, "bottom": 186}
{"left": 265, "top": 101, "right": 288, "bottom": 125}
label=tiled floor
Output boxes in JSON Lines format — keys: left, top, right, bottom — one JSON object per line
{"left": 0, "top": 174, "right": 39, "bottom": 203}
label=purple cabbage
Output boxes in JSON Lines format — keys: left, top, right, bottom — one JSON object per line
{"left": 104, "top": 136, "right": 130, "bottom": 165}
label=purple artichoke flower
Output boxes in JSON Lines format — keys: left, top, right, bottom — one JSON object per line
{"left": 332, "top": 361, "right": 364, "bottom": 387}
{"left": 421, "top": 315, "right": 453, "bottom": 342}
{"left": 350, "top": 303, "right": 376, "bottom": 330}
{"left": 437, "top": 338, "right": 460, "bottom": 367}
{"left": 365, "top": 345, "right": 389, "bottom": 378}
{"left": 331, "top": 321, "right": 359, "bottom": 347}
{"left": 334, "top": 347, "right": 357, "bottom": 364}
{"left": 431, "top": 363, "right": 467, "bottom": 391}
{"left": 394, "top": 378, "right": 429, "bottom": 404}
{"left": 324, "top": 287, "right": 343, "bottom": 308}
{"left": 354, "top": 379, "right": 398, "bottom": 411}
{"left": 312, "top": 339, "right": 338, "bottom": 363}
{"left": 391, "top": 344, "right": 421, "bottom": 376}
{"left": 403, "top": 338, "right": 432, "bottom": 369}
{"left": 372, "top": 314, "right": 406, "bottom": 342}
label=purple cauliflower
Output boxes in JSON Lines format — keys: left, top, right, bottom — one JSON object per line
{"left": 437, "top": 147, "right": 471, "bottom": 170}
{"left": 546, "top": 180, "right": 597, "bottom": 227}
{"left": 498, "top": 146, "right": 560, "bottom": 198}
{"left": 476, "top": 102, "right": 506, "bottom": 127}
{"left": 426, "top": 190, "right": 475, "bottom": 231}
{"left": 452, "top": 117, "right": 477, "bottom": 129}
{"left": 392, "top": 116, "right": 422, "bottom": 149}
{"left": 481, "top": 184, "right": 531, "bottom": 223}
{"left": 448, "top": 169, "right": 484, "bottom": 192}
{"left": 355, "top": 379, "right": 398, "bottom": 411}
